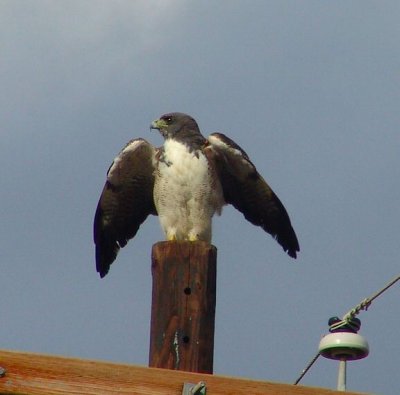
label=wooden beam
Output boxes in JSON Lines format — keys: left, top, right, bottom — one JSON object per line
{"left": 0, "top": 350, "right": 368, "bottom": 395}
{"left": 149, "top": 241, "right": 217, "bottom": 373}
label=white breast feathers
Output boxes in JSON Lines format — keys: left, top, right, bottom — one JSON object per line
{"left": 154, "top": 139, "right": 224, "bottom": 242}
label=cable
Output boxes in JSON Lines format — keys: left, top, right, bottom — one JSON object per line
{"left": 293, "top": 274, "right": 400, "bottom": 385}
{"left": 343, "top": 274, "right": 400, "bottom": 321}
{"left": 331, "top": 274, "right": 400, "bottom": 332}
{"left": 293, "top": 353, "right": 320, "bottom": 385}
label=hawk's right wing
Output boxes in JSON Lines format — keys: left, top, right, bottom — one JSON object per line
{"left": 93, "top": 139, "right": 157, "bottom": 277}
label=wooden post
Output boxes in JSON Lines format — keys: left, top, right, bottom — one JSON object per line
{"left": 149, "top": 241, "right": 217, "bottom": 373}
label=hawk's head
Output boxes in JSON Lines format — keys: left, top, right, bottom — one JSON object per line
{"left": 150, "top": 112, "right": 200, "bottom": 140}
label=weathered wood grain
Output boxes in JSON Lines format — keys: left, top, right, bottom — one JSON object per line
{"left": 0, "top": 350, "right": 368, "bottom": 395}
{"left": 149, "top": 241, "right": 217, "bottom": 373}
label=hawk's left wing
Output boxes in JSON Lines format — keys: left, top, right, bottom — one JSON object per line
{"left": 206, "top": 133, "right": 299, "bottom": 258}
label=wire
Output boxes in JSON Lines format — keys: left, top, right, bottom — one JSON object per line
{"left": 293, "top": 274, "right": 400, "bottom": 385}
{"left": 293, "top": 353, "right": 320, "bottom": 385}
{"left": 342, "top": 274, "right": 400, "bottom": 322}
{"left": 331, "top": 274, "right": 400, "bottom": 332}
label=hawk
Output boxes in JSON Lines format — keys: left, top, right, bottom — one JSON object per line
{"left": 94, "top": 112, "right": 299, "bottom": 277}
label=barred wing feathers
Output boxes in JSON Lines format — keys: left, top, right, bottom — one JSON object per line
{"left": 207, "top": 133, "right": 299, "bottom": 258}
{"left": 93, "top": 139, "right": 157, "bottom": 277}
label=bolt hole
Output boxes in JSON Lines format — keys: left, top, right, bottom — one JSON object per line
{"left": 184, "top": 287, "right": 191, "bottom": 295}
{"left": 183, "top": 335, "right": 190, "bottom": 344}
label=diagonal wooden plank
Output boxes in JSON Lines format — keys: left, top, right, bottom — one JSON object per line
{"left": 0, "top": 350, "right": 369, "bottom": 395}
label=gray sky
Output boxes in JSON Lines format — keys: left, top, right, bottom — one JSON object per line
{"left": 1, "top": 1, "right": 399, "bottom": 394}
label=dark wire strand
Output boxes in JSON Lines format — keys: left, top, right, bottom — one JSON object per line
{"left": 293, "top": 353, "right": 320, "bottom": 385}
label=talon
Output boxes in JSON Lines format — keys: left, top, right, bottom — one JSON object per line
{"left": 167, "top": 232, "right": 177, "bottom": 241}
{"left": 188, "top": 232, "right": 199, "bottom": 242}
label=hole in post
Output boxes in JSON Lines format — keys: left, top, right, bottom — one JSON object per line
{"left": 184, "top": 287, "right": 191, "bottom": 295}
{"left": 183, "top": 335, "right": 190, "bottom": 344}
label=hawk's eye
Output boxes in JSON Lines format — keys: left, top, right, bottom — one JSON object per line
{"left": 163, "top": 116, "right": 172, "bottom": 123}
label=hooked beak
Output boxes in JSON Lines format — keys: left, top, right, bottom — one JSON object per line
{"left": 150, "top": 118, "right": 167, "bottom": 131}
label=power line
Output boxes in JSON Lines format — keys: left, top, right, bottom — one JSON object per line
{"left": 294, "top": 274, "right": 400, "bottom": 385}
{"left": 294, "top": 353, "right": 320, "bottom": 385}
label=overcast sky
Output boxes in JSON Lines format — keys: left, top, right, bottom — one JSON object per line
{"left": 1, "top": 1, "right": 399, "bottom": 394}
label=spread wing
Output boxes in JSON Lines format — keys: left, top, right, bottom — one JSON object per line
{"left": 207, "top": 133, "right": 299, "bottom": 258}
{"left": 94, "top": 138, "right": 157, "bottom": 277}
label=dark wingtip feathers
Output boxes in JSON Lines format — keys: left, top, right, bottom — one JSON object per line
{"left": 276, "top": 225, "right": 300, "bottom": 259}
{"left": 95, "top": 239, "right": 119, "bottom": 278}
{"left": 94, "top": 205, "right": 117, "bottom": 278}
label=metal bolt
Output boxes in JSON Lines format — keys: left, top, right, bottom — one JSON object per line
{"left": 182, "top": 381, "right": 206, "bottom": 395}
